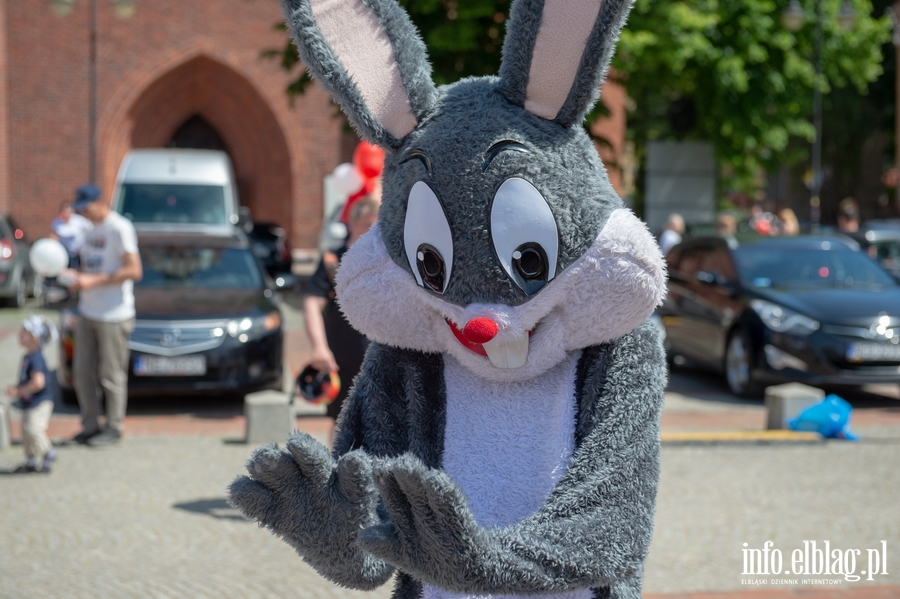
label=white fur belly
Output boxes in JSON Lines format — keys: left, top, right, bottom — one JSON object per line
{"left": 421, "top": 351, "right": 591, "bottom": 599}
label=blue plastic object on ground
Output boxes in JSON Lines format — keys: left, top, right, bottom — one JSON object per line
{"left": 788, "top": 394, "right": 858, "bottom": 440}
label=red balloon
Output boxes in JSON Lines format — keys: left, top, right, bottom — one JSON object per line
{"left": 353, "top": 141, "right": 385, "bottom": 179}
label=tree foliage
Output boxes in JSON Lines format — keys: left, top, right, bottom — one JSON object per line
{"left": 614, "top": 0, "right": 891, "bottom": 195}
{"left": 267, "top": 0, "right": 890, "bottom": 197}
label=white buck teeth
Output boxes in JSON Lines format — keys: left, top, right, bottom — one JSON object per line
{"left": 482, "top": 335, "right": 529, "bottom": 369}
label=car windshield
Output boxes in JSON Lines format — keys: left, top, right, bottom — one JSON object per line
{"left": 118, "top": 183, "right": 227, "bottom": 225}
{"left": 137, "top": 247, "right": 263, "bottom": 289}
{"left": 734, "top": 244, "right": 897, "bottom": 290}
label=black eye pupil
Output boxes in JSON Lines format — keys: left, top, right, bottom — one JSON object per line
{"left": 422, "top": 250, "right": 441, "bottom": 277}
{"left": 416, "top": 244, "right": 446, "bottom": 293}
{"left": 517, "top": 248, "right": 542, "bottom": 277}
{"left": 513, "top": 243, "right": 548, "bottom": 282}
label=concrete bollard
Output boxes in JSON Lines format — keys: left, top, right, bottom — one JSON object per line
{"left": 765, "top": 383, "right": 824, "bottom": 430}
{"left": 244, "top": 390, "right": 294, "bottom": 444}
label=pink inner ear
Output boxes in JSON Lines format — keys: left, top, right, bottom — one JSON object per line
{"left": 524, "top": 0, "right": 604, "bottom": 121}
{"left": 311, "top": 0, "right": 418, "bottom": 139}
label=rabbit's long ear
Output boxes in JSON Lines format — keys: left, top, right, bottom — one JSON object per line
{"left": 282, "top": 0, "right": 437, "bottom": 149}
{"left": 498, "top": 0, "right": 631, "bottom": 127}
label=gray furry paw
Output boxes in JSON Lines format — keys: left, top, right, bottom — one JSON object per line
{"left": 227, "top": 432, "right": 392, "bottom": 588}
{"left": 358, "top": 454, "right": 497, "bottom": 591}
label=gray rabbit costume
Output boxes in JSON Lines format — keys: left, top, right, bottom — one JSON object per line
{"left": 228, "top": 0, "right": 668, "bottom": 597}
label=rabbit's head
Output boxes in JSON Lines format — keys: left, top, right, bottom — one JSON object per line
{"left": 284, "top": 0, "right": 666, "bottom": 382}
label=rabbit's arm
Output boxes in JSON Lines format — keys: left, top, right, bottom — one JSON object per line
{"left": 359, "top": 323, "right": 665, "bottom": 594}
{"left": 227, "top": 346, "right": 414, "bottom": 590}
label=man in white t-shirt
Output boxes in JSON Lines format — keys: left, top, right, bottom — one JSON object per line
{"left": 62, "top": 184, "right": 142, "bottom": 447}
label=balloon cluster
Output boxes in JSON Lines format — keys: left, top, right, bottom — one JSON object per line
{"left": 329, "top": 141, "right": 385, "bottom": 223}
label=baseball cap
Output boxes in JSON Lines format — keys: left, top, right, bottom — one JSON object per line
{"left": 72, "top": 184, "right": 103, "bottom": 211}
{"left": 22, "top": 315, "right": 58, "bottom": 346}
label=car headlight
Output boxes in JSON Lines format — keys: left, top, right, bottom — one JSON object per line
{"left": 224, "top": 312, "right": 282, "bottom": 342}
{"left": 750, "top": 300, "right": 819, "bottom": 335}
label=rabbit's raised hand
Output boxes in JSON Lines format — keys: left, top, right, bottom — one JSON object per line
{"left": 228, "top": 433, "right": 393, "bottom": 589}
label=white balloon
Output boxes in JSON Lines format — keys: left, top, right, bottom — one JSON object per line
{"left": 29, "top": 238, "right": 69, "bottom": 277}
{"left": 331, "top": 163, "right": 364, "bottom": 195}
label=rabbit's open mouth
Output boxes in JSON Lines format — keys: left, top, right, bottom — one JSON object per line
{"left": 446, "top": 319, "right": 533, "bottom": 369}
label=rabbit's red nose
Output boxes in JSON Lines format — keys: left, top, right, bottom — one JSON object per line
{"left": 462, "top": 317, "right": 499, "bottom": 344}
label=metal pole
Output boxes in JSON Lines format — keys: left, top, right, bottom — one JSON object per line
{"left": 88, "top": 0, "right": 98, "bottom": 183}
{"left": 810, "top": 0, "right": 823, "bottom": 233}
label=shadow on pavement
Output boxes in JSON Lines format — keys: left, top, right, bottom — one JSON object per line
{"left": 172, "top": 497, "right": 248, "bottom": 521}
{"left": 127, "top": 394, "right": 245, "bottom": 419}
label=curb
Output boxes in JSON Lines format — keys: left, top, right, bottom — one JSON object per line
{"left": 661, "top": 430, "right": 823, "bottom": 445}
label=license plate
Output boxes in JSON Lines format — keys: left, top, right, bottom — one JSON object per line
{"left": 134, "top": 355, "right": 206, "bottom": 376}
{"left": 846, "top": 342, "right": 900, "bottom": 363}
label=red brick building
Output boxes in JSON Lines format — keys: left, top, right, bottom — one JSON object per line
{"left": 0, "top": 0, "right": 625, "bottom": 250}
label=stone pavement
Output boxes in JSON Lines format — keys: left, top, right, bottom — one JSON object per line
{"left": 0, "top": 301, "right": 899, "bottom": 598}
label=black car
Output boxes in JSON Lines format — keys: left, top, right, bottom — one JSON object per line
{"left": 660, "top": 235, "right": 900, "bottom": 397}
{"left": 58, "top": 229, "right": 284, "bottom": 400}
{"left": 246, "top": 222, "right": 293, "bottom": 279}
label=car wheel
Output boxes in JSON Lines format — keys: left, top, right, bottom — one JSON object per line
{"left": 5, "top": 274, "right": 26, "bottom": 308}
{"left": 725, "top": 328, "right": 762, "bottom": 398}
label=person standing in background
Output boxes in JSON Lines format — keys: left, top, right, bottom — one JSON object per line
{"left": 777, "top": 208, "right": 800, "bottom": 236}
{"left": 61, "top": 184, "right": 142, "bottom": 448}
{"left": 302, "top": 197, "right": 379, "bottom": 443}
{"left": 50, "top": 200, "right": 91, "bottom": 269}
{"left": 658, "top": 213, "right": 685, "bottom": 255}
{"left": 836, "top": 197, "right": 876, "bottom": 258}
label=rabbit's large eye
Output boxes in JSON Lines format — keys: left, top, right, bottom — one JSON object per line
{"left": 404, "top": 182, "right": 453, "bottom": 294}
{"left": 490, "top": 178, "right": 558, "bottom": 295}
{"left": 416, "top": 244, "right": 445, "bottom": 292}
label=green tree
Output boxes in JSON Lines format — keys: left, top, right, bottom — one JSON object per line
{"left": 614, "top": 0, "right": 891, "bottom": 199}
{"left": 267, "top": 0, "right": 890, "bottom": 203}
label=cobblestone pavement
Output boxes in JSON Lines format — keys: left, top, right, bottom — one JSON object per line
{"left": 1, "top": 298, "right": 899, "bottom": 598}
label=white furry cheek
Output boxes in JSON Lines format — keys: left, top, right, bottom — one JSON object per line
{"left": 555, "top": 209, "right": 667, "bottom": 350}
{"left": 335, "top": 227, "right": 447, "bottom": 353}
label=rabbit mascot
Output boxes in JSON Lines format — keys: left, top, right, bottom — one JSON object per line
{"left": 228, "top": 0, "right": 668, "bottom": 596}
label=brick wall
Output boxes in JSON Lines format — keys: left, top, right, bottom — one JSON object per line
{"left": 3, "top": 0, "right": 345, "bottom": 249}
{"left": 592, "top": 78, "right": 628, "bottom": 197}
{"left": 1, "top": 2, "right": 627, "bottom": 249}
{"left": 0, "top": 0, "right": 8, "bottom": 213}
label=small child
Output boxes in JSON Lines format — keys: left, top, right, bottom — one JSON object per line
{"left": 6, "top": 315, "right": 58, "bottom": 473}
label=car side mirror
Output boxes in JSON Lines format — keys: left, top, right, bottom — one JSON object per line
{"left": 696, "top": 270, "right": 718, "bottom": 285}
{"left": 237, "top": 206, "right": 253, "bottom": 232}
{"left": 698, "top": 270, "right": 737, "bottom": 291}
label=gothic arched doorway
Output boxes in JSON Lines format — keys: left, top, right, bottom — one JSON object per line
{"left": 125, "top": 55, "right": 292, "bottom": 232}
{"left": 168, "top": 115, "right": 229, "bottom": 153}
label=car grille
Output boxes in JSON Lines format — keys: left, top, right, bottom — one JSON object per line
{"left": 129, "top": 320, "right": 228, "bottom": 357}
{"left": 821, "top": 323, "right": 900, "bottom": 369}
{"left": 821, "top": 324, "right": 900, "bottom": 340}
